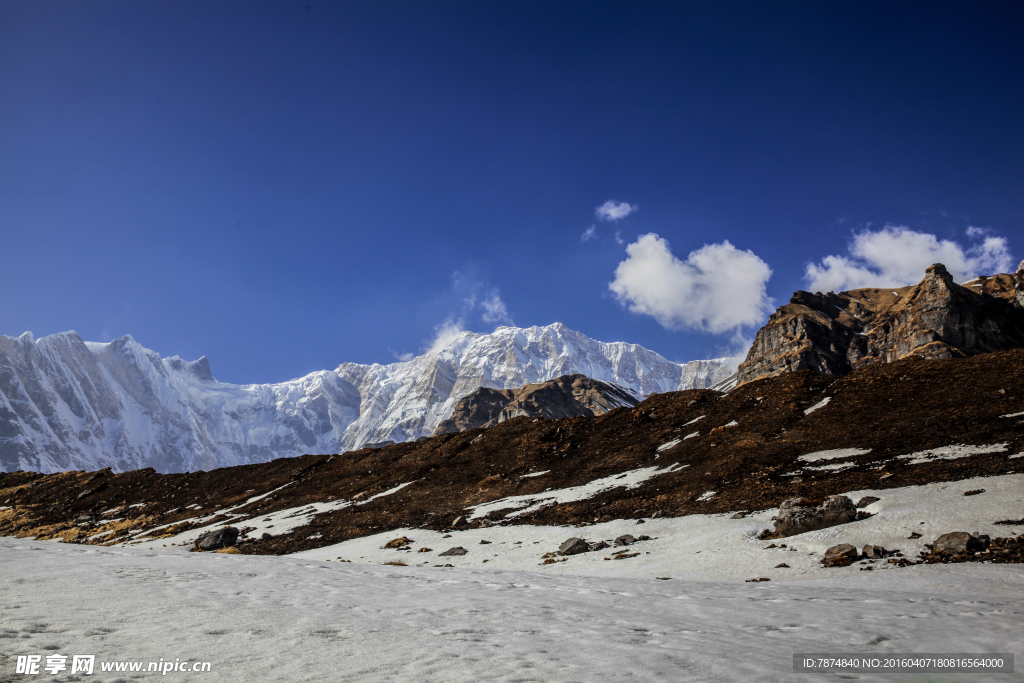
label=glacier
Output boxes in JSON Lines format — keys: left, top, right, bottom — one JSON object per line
{"left": 0, "top": 323, "right": 732, "bottom": 473}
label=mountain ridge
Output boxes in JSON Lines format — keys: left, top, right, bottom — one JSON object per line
{"left": 0, "top": 324, "right": 732, "bottom": 474}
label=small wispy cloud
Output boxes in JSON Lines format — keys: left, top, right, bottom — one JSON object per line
{"left": 804, "top": 225, "right": 1013, "bottom": 292}
{"left": 965, "top": 226, "right": 989, "bottom": 238}
{"left": 581, "top": 225, "right": 597, "bottom": 242}
{"left": 614, "top": 230, "right": 624, "bottom": 246}
{"left": 595, "top": 200, "right": 638, "bottom": 222}
{"left": 480, "top": 290, "right": 513, "bottom": 325}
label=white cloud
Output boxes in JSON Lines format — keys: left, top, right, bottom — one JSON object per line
{"left": 425, "top": 317, "right": 469, "bottom": 356}
{"left": 614, "top": 230, "right": 624, "bottom": 245}
{"left": 480, "top": 290, "right": 513, "bottom": 325}
{"left": 804, "top": 226, "right": 1013, "bottom": 292}
{"left": 580, "top": 226, "right": 597, "bottom": 242}
{"left": 609, "top": 234, "right": 774, "bottom": 334}
{"left": 965, "top": 226, "right": 989, "bottom": 238}
{"left": 595, "top": 200, "right": 638, "bottom": 222}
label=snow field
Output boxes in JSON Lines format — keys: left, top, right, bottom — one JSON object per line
{"left": 2, "top": 537, "right": 1021, "bottom": 682}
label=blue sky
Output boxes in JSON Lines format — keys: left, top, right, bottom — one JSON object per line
{"left": 2, "top": 1, "right": 1021, "bottom": 384}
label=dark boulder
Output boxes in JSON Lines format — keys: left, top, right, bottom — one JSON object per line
{"left": 558, "top": 537, "right": 590, "bottom": 555}
{"left": 195, "top": 527, "right": 239, "bottom": 551}
{"left": 822, "top": 543, "right": 858, "bottom": 567}
{"left": 438, "top": 547, "right": 468, "bottom": 557}
{"left": 932, "top": 532, "right": 990, "bottom": 555}
{"left": 774, "top": 495, "right": 857, "bottom": 537}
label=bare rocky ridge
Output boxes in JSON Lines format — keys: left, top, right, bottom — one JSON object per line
{"left": 2, "top": 348, "right": 1023, "bottom": 555}
{"left": 432, "top": 374, "right": 639, "bottom": 436}
{"left": 737, "top": 262, "right": 1024, "bottom": 385}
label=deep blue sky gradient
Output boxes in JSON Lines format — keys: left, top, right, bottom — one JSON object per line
{"left": 2, "top": 1, "right": 1022, "bottom": 383}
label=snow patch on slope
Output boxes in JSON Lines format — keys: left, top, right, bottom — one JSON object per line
{"left": 467, "top": 463, "right": 686, "bottom": 520}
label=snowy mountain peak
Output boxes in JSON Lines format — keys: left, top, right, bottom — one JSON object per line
{"left": 0, "top": 323, "right": 733, "bottom": 473}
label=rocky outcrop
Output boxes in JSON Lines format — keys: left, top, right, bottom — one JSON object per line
{"left": 737, "top": 263, "right": 1024, "bottom": 385}
{"left": 432, "top": 374, "right": 639, "bottom": 436}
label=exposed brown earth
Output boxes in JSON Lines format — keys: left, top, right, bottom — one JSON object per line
{"left": 2, "top": 349, "right": 1023, "bottom": 556}
{"left": 737, "top": 262, "right": 1024, "bottom": 385}
{"left": 432, "top": 373, "right": 639, "bottom": 436}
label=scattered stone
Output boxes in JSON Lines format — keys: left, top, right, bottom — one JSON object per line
{"left": 995, "top": 518, "right": 1024, "bottom": 525}
{"left": 963, "top": 489, "right": 985, "bottom": 496}
{"left": 614, "top": 534, "right": 636, "bottom": 546}
{"left": 730, "top": 511, "right": 748, "bottom": 519}
{"left": 588, "top": 541, "right": 609, "bottom": 551}
{"left": 856, "top": 510, "right": 874, "bottom": 520}
{"left": 862, "top": 544, "right": 889, "bottom": 559}
{"left": 932, "top": 531, "right": 990, "bottom": 555}
{"left": 417, "top": 547, "right": 432, "bottom": 553}
{"left": 194, "top": 527, "right": 239, "bottom": 551}
{"left": 612, "top": 552, "right": 640, "bottom": 560}
{"left": 637, "top": 535, "right": 651, "bottom": 541}
{"left": 383, "top": 561, "right": 407, "bottom": 566}
{"left": 651, "top": 510, "right": 663, "bottom": 519}
{"left": 821, "top": 543, "right": 858, "bottom": 567}
{"left": 764, "top": 543, "right": 777, "bottom": 549}
{"left": 438, "top": 547, "right": 468, "bottom": 557}
{"left": 443, "top": 534, "right": 452, "bottom": 538}
{"left": 855, "top": 496, "right": 881, "bottom": 508}
{"left": 774, "top": 495, "right": 857, "bottom": 537}
{"left": 384, "top": 536, "right": 413, "bottom": 549}
{"left": 479, "top": 539, "right": 491, "bottom": 544}
{"left": 656, "top": 577, "right": 671, "bottom": 580}
{"left": 75, "top": 515, "right": 94, "bottom": 523}
{"left": 908, "top": 531, "right": 922, "bottom": 539}
{"left": 774, "top": 563, "right": 790, "bottom": 568}
{"left": 745, "top": 577, "right": 770, "bottom": 582}
{"left": 558, "top": 537, "right": 590, "bottom": 555}
{"left": 261, "top": 533, "right": 272, "bottom": 540}
{"left": 635, "top": 519, "right": 646, "bottom": 525}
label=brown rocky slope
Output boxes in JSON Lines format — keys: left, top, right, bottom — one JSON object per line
{"left": 2, "top": 348, "right": 1023, "bottom": 556}
{"left": 737, "top": 261, "right": 1024, "bottom": 385}
{"left": 432, "top": 374, "right": 639, "bottom": 436}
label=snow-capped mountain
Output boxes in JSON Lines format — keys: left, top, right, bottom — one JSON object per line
{"left": 0, "top": 324, "right": 733, "bottom": 474}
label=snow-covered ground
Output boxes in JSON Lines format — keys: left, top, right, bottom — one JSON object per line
{"left": 3, "top": 474, "right": 1022, "bottom": 681}
{"left": 2, "top": 537, "right": 1021, "bottom": 682}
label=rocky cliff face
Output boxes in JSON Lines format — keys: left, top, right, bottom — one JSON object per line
{"left": 432, "top": 374, "right": 639, "bottom": 436}
{"left": 737, "top": 262, "right": 1024, "bottom": 385}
